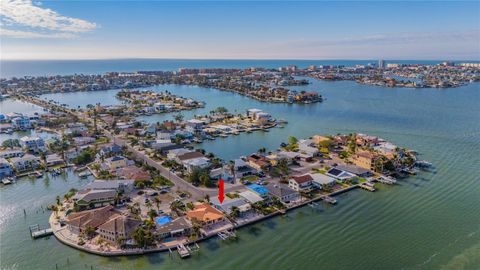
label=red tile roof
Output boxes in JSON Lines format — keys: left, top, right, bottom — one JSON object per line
{"left": 291, "top": 174, "right": 313, "bottom": 184}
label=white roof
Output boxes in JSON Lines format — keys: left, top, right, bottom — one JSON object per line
{"left": 311, "top": 173, "right": 336, "bottom": 185}
{"left": 183, "top": 157, "right": 210, "bottom": 166}
{"left": 187, "top": 119, "right": 204, "bottom": 124}
{"left": 168, "top": 148, "right": 192, "bottom": 156}
{"left": 238, "top": 190, "right": 264, "bottom": 203}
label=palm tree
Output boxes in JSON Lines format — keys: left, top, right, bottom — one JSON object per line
{"left": 230, "top": 206, "right": 240, "bottom": 219}
{"left": 173, "top": 113, "right": 184, "bottom": 123}
{"left": 147, "top": 209, "right": 157, "bottom": 221}
{"left": 50, "top": 205, "right": 59, "bottom": 216}
{"left": 133, "top": 227, "right": 146, "bottom": 248}
{"left": 145, "top": 201, "right": 153, "bottom": 210}
{"left": 153, "top": 196, "right": 161, "bottom": 211}
{"left": 116, "top": 237, "right": 126, "bottom": 248}
{"left": 84, "top": 226, "right": 96, "bottom": 239}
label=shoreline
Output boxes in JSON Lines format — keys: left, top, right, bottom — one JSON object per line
{"left": 49, "top": 183, "right": 361, "bottom": 257}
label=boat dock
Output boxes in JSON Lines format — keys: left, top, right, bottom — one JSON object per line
{"left": 376, "top": 176, "right": 397, "bottom": 185}
{"left": 359, "top": 182, "right": 376, "bottom": 192}
{"left": 174, "top": 242, "right": 200, "bottom": 258}
{"left": 1, "top": 178, "right": 13, "bottom": 185}
{"left": 217, "top": 229, "right": 237, "bottom": 240}
{"left": 321, "top": 195, "right": 337, "bottom": 204}
{"left": 176, "top": 243, "right": 190, "bottom": 258}
{"left": 29, "top": 224, "right": 53, "bottom": 239}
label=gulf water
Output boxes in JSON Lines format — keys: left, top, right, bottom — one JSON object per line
{"left": 0, "top": 60, "right": 479, "bottom": 270}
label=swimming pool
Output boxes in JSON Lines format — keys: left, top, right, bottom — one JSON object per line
{"left": 155, "top": 216, "right": 172, "bottom": 226}
{"left": 247, "top": 184, "right": 269, "bottom": 197}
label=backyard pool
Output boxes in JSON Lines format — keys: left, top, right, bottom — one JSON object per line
{"left": 155, "top": 216, "right": 173, "bottom": 226}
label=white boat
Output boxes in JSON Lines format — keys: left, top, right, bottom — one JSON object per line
{"left": 78, "top": 171, "right": 92, "bottom": 178}
{"left": 1, "top": 179, "right": 12, "bottom": 185}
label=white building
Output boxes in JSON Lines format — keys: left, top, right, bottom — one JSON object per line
{"left": 9, "top": 154, "right": 41, "bottom": 172}
{"left": 20, "top": 136, "right": 46, "bottom": 153}
{"left": 311, "top": 173, "right": 336, "bottom": 190}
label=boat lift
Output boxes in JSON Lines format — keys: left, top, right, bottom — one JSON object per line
{"left": 29, "top": 224, "right": 53, "bottom": 239}
{"left": 217, "top": 229, "right": 237, "bottom": 240}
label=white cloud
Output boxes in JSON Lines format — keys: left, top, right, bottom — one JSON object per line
{"left": 0, "top": 0, "right": 96, "bottom": 38}
{"left": 0, "top": 28, "right": 75, "bottom": 38}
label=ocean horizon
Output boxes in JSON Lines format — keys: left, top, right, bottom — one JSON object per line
{"left": 2, "top": 58, "right": 479, "bottom": 79}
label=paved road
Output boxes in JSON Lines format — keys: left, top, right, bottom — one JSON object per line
{"left": 23, "top": 95, "right": 239, "bottom": 201}
{"left": 106, "top": 133, "right": 207, "bottom": 200}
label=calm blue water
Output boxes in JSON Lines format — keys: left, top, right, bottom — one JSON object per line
{"left": 0, "top": 59, "right": 451, "bottom": 78}
{"left": 0, "top": 62, "right": 479, "bottom": 270}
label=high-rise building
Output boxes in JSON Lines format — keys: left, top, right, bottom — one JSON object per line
{"left": 378, "top": 59, "right": 385, "bottom": 69}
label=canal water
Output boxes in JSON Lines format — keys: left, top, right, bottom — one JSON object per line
{"left": 0, "top": 79, "right": 479, "bottom": 270}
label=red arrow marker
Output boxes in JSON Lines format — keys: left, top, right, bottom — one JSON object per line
{"left": 218, "top": 179, "right": 225, "bottom": 204}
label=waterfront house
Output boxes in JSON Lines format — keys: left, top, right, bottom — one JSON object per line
{"left": 185, "top": 119, "right": 205, "bottom": 133}
{"left": 156, "top": 217, "right": 193, "bottom": 240}
{"left": 298, "top": 139, "right": 319, "bottom": 157}
{"left": 175, "top": 151, "right": 205, "bottom": 163}
{"left": 232, "top": 159, "right": 257, "bottom": 179}
{"left": 0, "top": 158, "right": 13, "bottom": 179}
{"left": 335, "top": 164, "right": 372, "bottom": 178}
{"left": 211, "top": 197, "right": 252, "bottom": 217}
{"left": 65, "top": 148, "right": 79, "bottom": 161}
{"left": 72, "top": 189, "right": 116, "bottom": 210}
{"left": 276, "top": 151, "right": 310, "bottom": 162}
{"left": 246, "top": 184, "right": 269, "bottom": 198}
{"left": 247, "top": 154, "right": 270, "bottom": 171}
{"left": 45, "top": 153, "right": 64, "bottom": 167}
{"left": 246, "top": 108, "right": 263, "bottom": 119}
{"left": 66, "top": 205, "right": 118, "bottom": 234}
{"left": 11, "top": 116, "right": 32, "bottom": 130}
{"left": 264, "top": 183, "right": 300, "bottom": 204}
{"left": 167, "top": 148, "right": 193, "bottom": 160}
{"left": 351, "top": 151, "right": 379, "bottom": 171}
{"left": 374, "top": 141, "right": 398, "bottom": 156}
{"left": 186, "top": 202, "right": 225, "bottom": 226}
{"left": 312, "top": 135, "right": 331, "bottom": 145}
{"left": 288, "top": 174, "right": 314, "bottom": 192}
{"left": 9, "top": 154, "right": 40, "bottom": 172}
{"left": 254, "top": 112, "right": 272, "bottom": 125}
{"left": 238, "top": 190, "right": 265, "bottom": 204}
{"left": 326, "top": 168, "right": 356, "bottom": 181}
{"left": 356, "top": 134, "right": 380, "bottom": 147}
{"left": 310, "top": 173, "right": 337, "bottom": 190}
{"left": 0, "top": 149, "right": 24, "bottom": 159}
{"left": 97, "top": 216, "right": 142, "bottom": 245}
{"left": 84, "top": 179, "right": 135, "bottom": 193}
{"left": 20, "top": 136, "right": 46, "bottom": 153}
{"left": 151, "top": 141, "right": 183, "bottom": 155}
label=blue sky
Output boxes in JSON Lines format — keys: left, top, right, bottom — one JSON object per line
{"left": 1, "top": 1, "right": 479, "bottom": 60}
